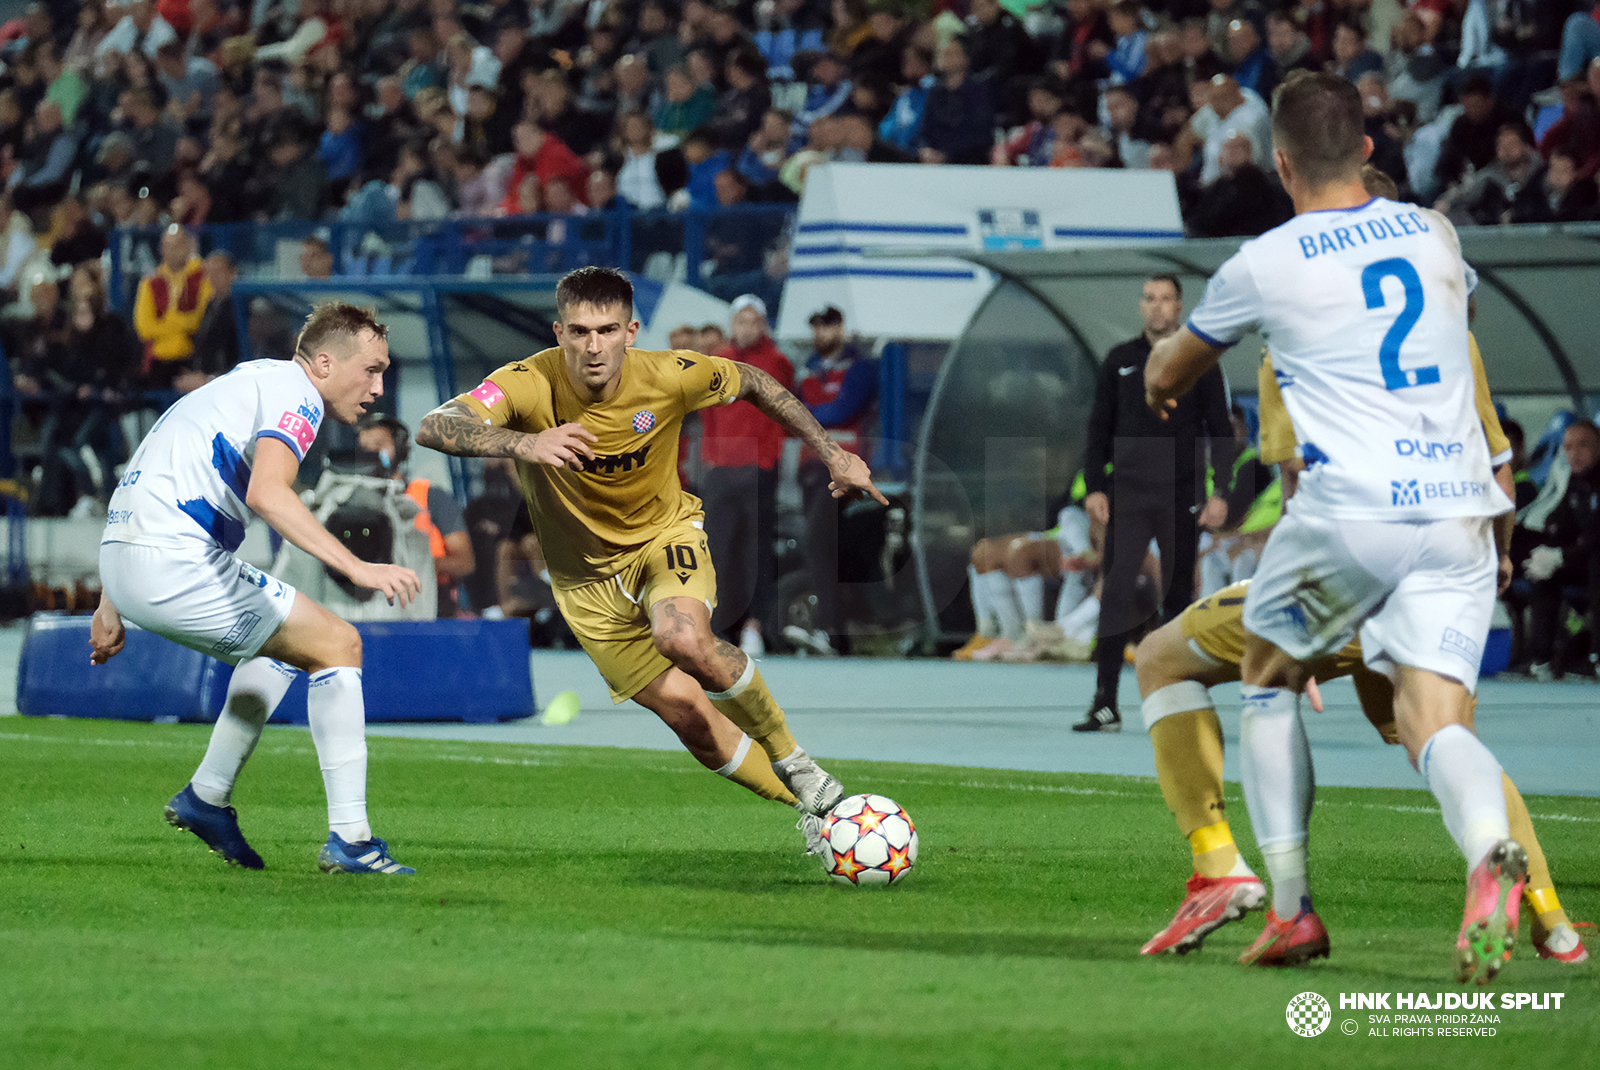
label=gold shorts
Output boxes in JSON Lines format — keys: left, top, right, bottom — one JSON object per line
{"left": 552, "top": 517, "right": 718, "bottom": 703}
{"left": 1180, "top": 581, "right": 1367, "bottom": 684}
{"left": 1180, "top": 581, "right": 1395, "bottom": 739}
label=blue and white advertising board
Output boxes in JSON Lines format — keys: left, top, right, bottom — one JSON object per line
{"left": 777, "top": 163, "right": 1184, "bottom": 340}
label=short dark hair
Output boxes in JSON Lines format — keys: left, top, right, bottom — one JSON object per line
{"left": 1498, "top": 120, "right": 1534, "bottom": 145}
{"left": 1146, "top": 272, "right": 1182, "bottom": 299}
{"left": 1335, "top": 14, "right": 1366, "bottom": 40}
{"left": 1567, "top": 418, "right": 1600, "bottom": 442}
{"left": 1271, "top": 71, "right": 1365, "bottom": 188}
{"left": 1502, "top": 418, "right": 1524, "bottom": 449}
{"left": 727, "top": 44, "right": 766, "bottom": 78}
{"left": 294, "top": 302, "right": 387, "bottom": 362}
{"left": 556, "top": 266, "right": 634, "bottom": 319}
{"left": 358, "top": 412, "right": 410, "bottom": 466}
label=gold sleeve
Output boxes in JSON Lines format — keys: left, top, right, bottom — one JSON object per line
{"left": 1257, "top": 352, "right": 1297, "bottom": 465}
{"left": 677, "top": 351, "right": 743, "bottom": 412}
{"left": 457, "top": 360, "right": 543, "bottom": 427}
{"left": 1468, "top": 333, "right": 1510, "bottom": 461}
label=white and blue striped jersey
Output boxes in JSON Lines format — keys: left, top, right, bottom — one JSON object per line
{"left": 103, "top": 360, "right": 325, "bottom": 552}
{"left": 1187, "top": 197, "right": 1511, "bottom": 522}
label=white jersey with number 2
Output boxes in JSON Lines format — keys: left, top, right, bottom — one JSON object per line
{"left": 1186, "top": 197, "right": 1511, "bottom": 522}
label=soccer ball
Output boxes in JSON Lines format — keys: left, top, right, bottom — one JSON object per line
{"left": 820, "top": 794, "right": 917, "bottom": 886}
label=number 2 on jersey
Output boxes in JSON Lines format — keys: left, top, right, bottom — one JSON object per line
{"left": 1361, "top": 257, "right": 1439, "bottom": 390}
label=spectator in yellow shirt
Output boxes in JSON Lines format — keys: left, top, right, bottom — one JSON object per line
{"left": 133, "top": 225, "right": 212, "bottom": 393}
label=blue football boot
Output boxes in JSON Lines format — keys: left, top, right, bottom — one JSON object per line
{"left": 317, "top": 832, "right": 415, "bottom": 874}
{"left": 163, "top": 784, "right": 265, "bottom": 870}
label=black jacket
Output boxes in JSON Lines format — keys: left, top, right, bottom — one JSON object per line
{"left": 1083, "top": 334, "right": 1236, "bottom": 502}
{"left": 1540, "top": 468, "right": 1600, "bottom": 561}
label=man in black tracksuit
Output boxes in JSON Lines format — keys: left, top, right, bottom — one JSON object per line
{"left": 1075, "top": 274, "right": 1235, "bottom": 731}
{"left": 1523, "top": 419, "right": 1600, "bottom": 678}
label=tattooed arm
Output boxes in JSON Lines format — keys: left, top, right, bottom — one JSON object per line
{"left": 733, "top": 362, "right": 889, "bottom": 505}
{"left": 417, "top": 399, "right": 597, "bottom": 471}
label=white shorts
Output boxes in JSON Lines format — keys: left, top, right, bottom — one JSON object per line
{"left": 100, "top": 541, "right": 298, "bottom": 665}
{"left": 1242, "top": 510, "right": 1497, "bottom": 692}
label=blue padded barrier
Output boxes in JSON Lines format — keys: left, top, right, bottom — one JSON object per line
{"left": 21, "top": 614, "right": 535, "bottom": 723}
{"left": 20, "top": 613, "right": 228, "bottom": 721}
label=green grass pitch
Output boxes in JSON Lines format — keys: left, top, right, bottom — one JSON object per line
{"left": 2, "top": 717, "right": 1595, "bottom": 1070}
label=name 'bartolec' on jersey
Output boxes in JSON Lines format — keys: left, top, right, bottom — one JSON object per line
{"left": 458, "top": 347, "right": 741, "bottom": 589}
{"left": 1186, "top": 197, "right": 1511, "bottom": 522}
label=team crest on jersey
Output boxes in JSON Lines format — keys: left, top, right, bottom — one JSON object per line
{"left": 632, "top": 410, "right": 656, "bottom": 433}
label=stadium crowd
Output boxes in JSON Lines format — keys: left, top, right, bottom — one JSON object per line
{"left": 0, "top": 0, "right": 1590, "bottom": 278}
{"left": 0, "top": 0, "right": 1589, "bottom": 619}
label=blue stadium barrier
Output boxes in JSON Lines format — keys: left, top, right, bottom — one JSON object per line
{"left": 108, "top": 205, "right": 798, "bottom": 314}
{"left": 21, "top": 614, "right": 535, "bottom": 723}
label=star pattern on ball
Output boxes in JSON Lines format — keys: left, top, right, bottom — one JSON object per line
{"left": 851, "top": 802, "right": 888, "bottom": 834}
{"left": 829, "top": 848, "right": 868, "bottom": 884}
{"left": 882, "top": 844, "right": 913, "bottom": 880}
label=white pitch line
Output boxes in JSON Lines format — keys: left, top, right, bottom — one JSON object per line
{"left": 5, "top": 730, "right": 1596, "bottom": 825}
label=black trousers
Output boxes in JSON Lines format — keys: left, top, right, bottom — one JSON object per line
{"left": 799, "top": 459, "right": 846, "bottom": 642}
{"left": 1094, "top": 487, "right": 1201, "bottom": 708}
{"left": 1527, "top": 548, "right": 1600, "bottom": 665}
{"left": 701, "top": 463, "right": 779, "bottom": 638}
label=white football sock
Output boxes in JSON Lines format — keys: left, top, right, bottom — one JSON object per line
{"left": 1058, "top": 593, "right": 1100, "bottom": 642}
{"left": 192, "top": 658, "right": 298, "bottom": 807}
{"left": 1014, "top": 574, "right": 1045, "bottom": 624}
{"left": 1261, "top": 843, "right": 1309, "bottom": 918}
{"left": 307, "top": 667, "right": 372, "bottom": 843}
{"left": 968, "top": 566, "right": 999, "bottom": 637}
{"left": 976, "top": 570, "right": 1025, "bottom": 641}
{"left": 1240, "top": 686, "right": 1315, "bottom": 916}
{"left": 1418, "top": 724, "right": 1510, "bottom": 871}
{"left": 1054, "top": 572, "right": 1090, "bottom": 620}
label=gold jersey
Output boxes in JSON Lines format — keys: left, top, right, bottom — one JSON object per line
{"left": 1257, "top": 333, "right": 1509, "bottom": 466}
{"left": 459, "top": 347, "right": 741, "bottom": 589}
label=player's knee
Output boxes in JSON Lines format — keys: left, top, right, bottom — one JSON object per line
{"left": 971, "top": 539, "right": 998, "bottom": 571}
{"left": 1134, "top": 627, "right": 1179, "bottom": 693}
{"left": 327, "top": 619, "right": 363, "bottom": 669}
{"left": 651, "top": 627, "right": 710, "bottom": 670}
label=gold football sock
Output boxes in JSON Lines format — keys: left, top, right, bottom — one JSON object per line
{"left": 1151, "top": 709, "right": 1239, "bottom": 879}
{"left": 714, "top": 734, "right": 799, "bottom": 805}
{"left": 706, "top": 658, "right": 798, "bottom": 763}
{"left": 1504, "top": 773, "right": 1569, "bottom": 929}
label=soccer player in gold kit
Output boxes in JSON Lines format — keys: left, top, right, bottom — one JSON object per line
{"left": 1134, "top": 332, "right": 1588, "bottom": 966}
{"left": 416, "top": 268, "right": 888, "bottom": 852}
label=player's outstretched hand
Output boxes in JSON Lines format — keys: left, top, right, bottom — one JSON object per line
{"left": 1144, "top": 387, "right": 1178, "bottom": 420}
{"left": 1304, "top": 676, "right": 1323, "bottom": 714}
{"left": 351, "top": 562, "right": 423, "bottom": 607}
{"left": 1497, "top": 553, "right": 1513, "bottom": 594}
{"left": 527, "top": 422, "right": 597, "bottom": 471}
{"left": 90, "top": 601, "right": 125, "bottom": 665}
{"left": 828, "top": 451, "right": 890, "bottom": 505}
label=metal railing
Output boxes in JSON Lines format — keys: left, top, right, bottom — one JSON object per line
{"left": 107, "top": 203, "right": 799, "bottom": 314}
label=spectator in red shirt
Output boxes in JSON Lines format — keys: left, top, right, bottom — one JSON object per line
{"left": 497, "top": 120, "right": 589, "bottom": 216}
{"left": 698, "top": 294, "right": 793, "bottom": 654}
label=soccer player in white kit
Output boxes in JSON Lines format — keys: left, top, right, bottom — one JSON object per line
{"left": 90, "top": 303, "right": 423, "bottom": 874}
{"left": 1144, "top": 72, "right": 1526, "bottom": 984}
